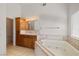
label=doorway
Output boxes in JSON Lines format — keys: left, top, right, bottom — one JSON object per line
{"left": 6, "top": 17, "right": 34, "bottom": 56}
{"left": 6, "top": 17, "right": 13, "bottom": 46}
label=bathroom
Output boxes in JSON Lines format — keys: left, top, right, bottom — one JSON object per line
{"left": 0, "top": 3, "right": 79, "bottom": 56}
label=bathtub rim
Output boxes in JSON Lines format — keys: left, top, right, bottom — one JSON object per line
{"left": 36, "top": 40, "right": 79, "bottom": 56}
{"left": 35, "top": 41, "right": 55, "bottom": 56}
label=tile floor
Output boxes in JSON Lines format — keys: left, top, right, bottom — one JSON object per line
{"left": 6, "top": 44, "right": 34, "bottom": 56}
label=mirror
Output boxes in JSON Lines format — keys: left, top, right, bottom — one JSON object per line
{"left": 20, "top": 16, "right": 39, "bottom": 31}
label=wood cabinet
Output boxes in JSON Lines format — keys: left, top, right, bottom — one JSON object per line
{"left": 16, "top": 17, "right": 37, "bottom": 49}
{"left": 23, "top": 35, "right": 37, "bottom": 49}
{"left": 20, "top": 19, "right": 30, "bottom": 30}
{"left": 16, "top": 35, "right": 37, "bottom": 49}
{"left": 16, "top": 17, "right": 22, "bottom": 46}
{"left": 16, "top": 17, "right": 20, "bottom": 31}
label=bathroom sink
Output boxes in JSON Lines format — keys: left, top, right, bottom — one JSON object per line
{"left": 20, "top": 30, "right": 37, "bottom": 35}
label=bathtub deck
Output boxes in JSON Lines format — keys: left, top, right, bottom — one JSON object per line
{"left": 36, "top": 40, "right": 79, "bottom": 56}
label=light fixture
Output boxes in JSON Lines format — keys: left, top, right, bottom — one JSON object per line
{"left": 31, "top": 16, "right": 39, "bottom": 21}
{"left": 25, "top": 16, "right": 39, "bottom": 22}
{"left": 43, "top": 3, "right": 46, "bottom": 6}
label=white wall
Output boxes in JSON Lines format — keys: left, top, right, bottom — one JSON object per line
{"left": 0, "top": 3, "right": 21, "bottom": 55}
{"left": 21, "top": 3, "right": 42, "bottom": 17}
{"left": 6, "top": 3, "right": 21, "bottom": 46}
{"left": 68, "top": 3, "right": 79, "bottom": 38}
{"left": 21, "top": 3, "right": 68, "bottom": 40}
{"left": 6, "top": 3, "right": 21, "bottom": 18}
{"left": 0, "top": 4, "right": 6, "bottom": 55}
{"left": 71, "top": 12, "right": 79, "bottom": 38}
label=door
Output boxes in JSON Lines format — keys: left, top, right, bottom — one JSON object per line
{"left": 6, "top": 17, "right": 13, "bottom": 45}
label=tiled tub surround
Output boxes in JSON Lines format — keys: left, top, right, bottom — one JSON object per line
{"left": 37, "top": 25, "right": 67, "bottom": 41}
{"left": 35, "top": 40, "right": 79, "bottom": 56}
{"left": 37, "top": 34, "right": 66, "bottom": 41}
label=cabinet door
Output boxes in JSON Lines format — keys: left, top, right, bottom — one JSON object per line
{"left": 23, "top": 37, "right": 29, "bottom": 47}
{"left": 16, "top": 17, "right": 20, "bottom": 46}
{"left": 23, "top": 36, "right": 33, "bottom": 48}
{"left": 16, "top": 17, "right": 20, "bottom": 31}
{"left": 32, "top": 36, "right": 37, "bottom": 48}
{"left": 16, "top": 35, "right": 24, "bottom": 46}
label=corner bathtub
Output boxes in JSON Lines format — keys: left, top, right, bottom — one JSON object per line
{"left": 35, "top": 40, "right": 79, "bottom": 56}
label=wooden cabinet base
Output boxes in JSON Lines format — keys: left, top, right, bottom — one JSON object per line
{"left": 16, "top": 35, "right": 37, "bottom": 49}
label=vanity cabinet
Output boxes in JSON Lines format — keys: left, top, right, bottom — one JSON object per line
{"left": 16, "top": 17, "right": 37, "bottom": 49}
{"left": 16, "top": 17, "right": 21, "bottom": 46}
{"left": 23, "top": 35, "right": 37, "bottom": 49}
{"left": 17, "top": 35, "right": 37, "bottom": 49}
{"left": 16, "top": 17, "right": 20, "bottom": 31}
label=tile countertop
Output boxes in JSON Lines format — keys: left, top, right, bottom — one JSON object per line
{"left": 20, "top": 30, "right": 37, "bottom": 35}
